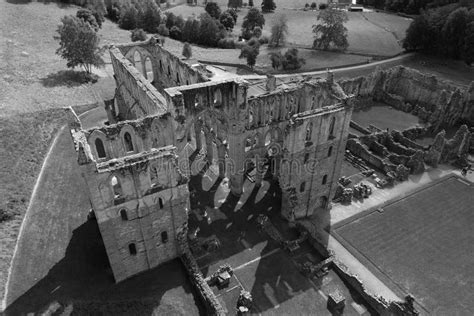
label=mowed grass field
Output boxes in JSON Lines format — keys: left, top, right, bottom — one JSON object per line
{"left": 334, "top": 176, "right": 474, "bottom": 314}
{"left": 168, "top": 4, "right": 411, "bottom": 56}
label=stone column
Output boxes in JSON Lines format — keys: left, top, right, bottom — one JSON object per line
{"left": 229, "top": 172, "right": 244, "bottom": 196}
{"left": 254, "top": 156, "right": 264, "bottom": 186}
{"left": 217, "top": 141, "right": 226, "bottom": 178}
{"left": 194, "top": 121, "right": 202, "bottom": 152}
{"left": 204, "top": 129, "right": 214, "bottom": 163}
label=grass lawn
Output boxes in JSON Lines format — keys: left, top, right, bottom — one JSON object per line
{"left": 334, "top": 176, "right": 474, "bottom": 314}
{"left": 168, "top": 5, "right": 410, "bottom": 56}
{"left": 0, "top": 108, "right": 74, "bottom": 304}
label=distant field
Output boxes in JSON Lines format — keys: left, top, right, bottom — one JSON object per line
{"left": 168, "top": 5, "right": 410, "bottom": 56}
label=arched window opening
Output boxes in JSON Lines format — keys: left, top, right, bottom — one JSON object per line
{"left": 186, "top": 80, "right": 190, "bottom": 85}
{"left": 300, "top": 182, "right": 306, "bottom": 192}
{"left": 133, "top": 50, "right": 142, "bottom": 73}
{"left": 311, "top": 96, "right": 316, "bottom": 109}
{"left": 111, "top": 176, "right": 123, "bottom": 200}
{"left": 305, "top": 123, "right": 313, "bottom": 142}
{"left": 213, "top": 89, "right": 222, "bottom": 106}
{"left": 328, "top": 146, "right": 333, "bottom": 157}
{"left": 322, "top": 175, "right": 328, "bottom": 185}
{"left": 328, "top": 117, "right": 336, "bottom": 139}
{"left": 150, "top": 165, "right": 159, "bottom": 186}
{"left": 244, "top": 137, "right": 253, "bottom": 152}
{"left": 265, "top": 132, "right": 271, "bottom": 147}
{"left": 176, "top": 72, "right": 180, "bottom": 84}
{"left": 158, "top": 197, "right": 164, "bottom": 209}
{"left": 320, "top": 196, "right": 328, "bottom": 209}
{"left": 304, "top": 153, "right": 309, "bottom": 164}
{"left": 161, "top": 231, "right": 168, "bottom": 243}
{"left": 253, "top": 135, "right": 259, "bottom": 148}
{"left": 249, "top": 110, "right": 254, "bottom": 125}
{"left": 120, "top": 209, "right": 128, "bottom": 221}
{"left": 124, "top": 132, "right": 134, "bottom": 152}
{"left": 128, "top": 243, "right": 137, "bottom": 255}
{"left": 144, "top": 57, "right": 153, "bottom": 82}
{"left": 168, "top": 65, "right": 171, "bottom": 76}
{"left": 95, "top": 138, "right": 106, "bottom": 159}
{"left": 159, "top": 60, "right": 163, "bottom": 70}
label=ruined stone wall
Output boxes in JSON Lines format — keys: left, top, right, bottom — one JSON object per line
{"left": 117, "top": 39, "right": 209, "bottom": 93}
{"left": 110, "top": 47, "right": 168, "bottom": 121}
{"left": 338, "top": 66, "right": 474, "bottom": 128}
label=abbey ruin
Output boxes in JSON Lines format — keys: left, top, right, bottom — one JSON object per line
{"left": 70, "top": 37, "right": 353, "bottom": 282}
{"left": 67, "top": 37, "right": 473, "bottom": 315}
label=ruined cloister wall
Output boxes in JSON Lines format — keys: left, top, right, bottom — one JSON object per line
{"left": 338, "top": 66, "right": 474, "bottom": 128}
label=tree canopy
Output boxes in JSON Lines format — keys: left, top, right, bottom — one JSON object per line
{"left": 205, "top": 2, "right": 222, "bottom": 20}
{"left": 269, "top": 14, "right": 288, "bottom": 47}
{"left": 312, "top": 8, "right": 349, "bottom": 51}
{"left": 55, "top": 15, "right": 104, "bottom": 74}
{"left": 261, "top": 0, "right": 276, "bottom": 12}
{"left": 242, "top": 8, "right": 265, "bottom": 39}
{"left": 239, "top": 37, "right": 260, "bottom": 68}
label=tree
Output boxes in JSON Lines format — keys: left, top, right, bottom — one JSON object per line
{"left": 462, "top": 21, "right": 474, "bottom": 65}
{"left": 182, "top": 42, "right": 193, "bottom": 59}
{"left": 269, "top": 14, "right": 288, "bottom": 47}
{"left": 310, "top": 2, "right": 317, "bottom": 10}
{"left": 242, "top": 8, "right": 265, "bottom": 39}
{"left": 227, "top": 9, "right": 238, "bottom": 23}
{"left": 77, "top": 9, "right": 100, "bottom": 31}
{"left": 249, "top": 0, "right": 254, "bottom": 7}
{"left": 228, "top": 0, "right": 243, "bottom": 9}
{"left": 119, "top": 4, "right": 139, "bottom": 30}
{"left": 282, "top": 48, "right": 305, "bottom": 70}
{"left": 198, "top": 13, "right": 221, "bottom": 46}
{"left": 165, "top": 12, "right": 177, "bottom": 29}
{"left": 139, "top": 0, "right": 161, "bottom": 33}
{"left": 312, "top": 8, "right": 349, "bottom": 51}
{"left": 442, "top": 7, "right": 469, "bottom": 58}
{"left": 253, "top": 26, "right": 262, "bottom": 38}
{"left": 205, "top": 2, "right": 222, "bottom": 20}
{"left": 261, "top": 0, "right": 276, "bottom": 12}
{"left": 239, "top": 37, "right": 260, "bottom": 68}
{"left": 182, "top": 17, "right": 197, "bottom": 43}
{"left": 55, "top": 15, "right": 104, "bottom": 75}
{"left": 220, "top": 11, "right": 235, "bottom": 30}
{"left": 403, "top": 13, "right": 431, "bottom": 51}
{"left": 170, "top": 26, "right": 182, "bottom": 40}
{"left": 131, "top": 28, "right": 148, "bottom": 42}
{"left": 157, "top": 23, "right": 170, "bottom": 36}
{"left": 269, "top": 51, "right": 283, "bottom": 69}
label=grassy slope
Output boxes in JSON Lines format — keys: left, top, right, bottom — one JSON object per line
{"left": 0, "top": 107, "right": 72, "bottom": 306}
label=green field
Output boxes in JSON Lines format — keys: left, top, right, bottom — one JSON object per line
{"left": 334, "top": 176, "right": 474, "bottom": 314}
{"left": 168, "top": 5, "right": 411, "bottom": 56}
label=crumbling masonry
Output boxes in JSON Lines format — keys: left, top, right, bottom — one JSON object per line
{"left": 69, "top": 37, "right": 353, "bottom": 282}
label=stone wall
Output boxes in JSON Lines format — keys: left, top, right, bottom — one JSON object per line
{"left": 338, "top": 66, "right": 474, "bottom": 128}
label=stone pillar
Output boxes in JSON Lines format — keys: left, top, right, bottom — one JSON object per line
{"left": 229, "top": 172, "right": 244, "bottom": 196}
{"left": 254, "top": 156, "right": 264, "bottom": 186}
{"left": 205, "top": 129, "right": 214, "bottom": 163}
{"left": 194, "top": 121, "right": 202, "bottom": 152}
{"left": 217, "top": 141, "right": 226, "bottom": 178}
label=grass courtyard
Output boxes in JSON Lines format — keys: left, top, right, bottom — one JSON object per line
{"left": 334, "top": 175, "right": 474, "bottom": 314}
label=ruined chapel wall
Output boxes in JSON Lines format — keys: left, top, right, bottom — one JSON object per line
{"left": 110, "top": 47, "right": 168, "bottom": 120}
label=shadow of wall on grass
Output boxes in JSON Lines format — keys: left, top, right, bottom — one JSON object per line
{"left": 4, "top": 219, "right": 204, "bottom": 316}
{"left": 40, "top": 70, "right": 97, "bottom": 88}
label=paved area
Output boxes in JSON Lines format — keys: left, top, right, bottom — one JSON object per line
{"left": 328, "top": 164, "right": 471, "bottom": 225}
{"left": 333, "top": 175, "right": 474, "bottom": 314}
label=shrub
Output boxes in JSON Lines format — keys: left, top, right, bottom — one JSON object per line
{"left": 305, "top": 3, "right": 310, "bottom": 8}
{"left": 131, "top": 28, "right": 148, "bottom": 42}
{"left": 182, "top": 42, "right": 192, "bottom": 59}
{"left": 253, "top": 26, "right": 262, "bottom": 38}
{"left": 170, "top": 26, "right": 182, "bottom": 40}
{"left": 220, "top": 11, "right": 235, "bottom": 30}
{"left": 310, "top": 2, "right": 317, "bottom": 9}
{"left": 239, "top": 37, "right": 260, "bottom": 68}
{"left": 218, "top": 38, "right": 236, "bottom": 48}
{"left": 261, "top": 0, "right": 276, "bottom": 12}
{"left": 77, "top": 9, "right": 100, "bottom": 31}
{"left": 241, "top": 8, "right": 265, "bottom": 40}
{"left": 165, "top": 12, "right": 177, "bottom": 29}
{"left": 119, "top": 5, "right": 139, "bottom": 30}
{"left": 157, "top": 23, "right": 170, "bottom": 36}
{"left": 258, "top": 35, "right": 269, "bottom": 44}
{"left": 318, "top": 3, "right": 327, "bottom": 10}
{"left": 282, "top": 48, "right": 305, "bottom": 70}
{"left": 205, "top": 2, "right": 222, "bottom": 20}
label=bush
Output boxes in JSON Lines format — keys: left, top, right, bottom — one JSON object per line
{"left": 182, "top": 42, "right": 192, "bottom": 59}
{"left": 205, "top": 2, "right": 222, "bottom": 20}
{"left": 170, "top": 26, "right": 182, "bottom": 40}
{"left": 157, "top": 23, "right": 170, "bottom": 36}
{"left": 311, "top": 2, "right": 317, "bottom": 9}
{"left": 318, "top": 3, "right": 327, "bottom": 10}
{"left": 282, "top": 48, "right": 305, "bottom": 70}
{"left": 253, "top": 26, "right": 262, "bottom": 38}
{"left": 218, "top": 38, "right": 236, "bottom": 48}
{"left": 131, "top": 28, "right": 148, "bottom": 42}
{"left": 119, "top": 5, "right": 139, "bottom": 30}
{"left": 258, "top": 35, "right": 269, "bottom": 44}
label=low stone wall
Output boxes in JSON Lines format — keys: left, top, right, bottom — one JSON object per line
{"left": 180, "top": 249, "right": 226, "bottom": 316}
{"left": 350, "top": 120, "right": 371, "bottom": 135}
{"left": 391, "top": 130, "right": 425, "bottom": 150}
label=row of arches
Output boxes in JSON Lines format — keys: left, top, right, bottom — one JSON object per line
{"left": 93, "top": 131, "right": 135, "bottom": 160}
{"left": 304, "top": 117, "right": 336, "bottom": 143}
{"left": 127, "top": 231, "right": 168, "bottom": 256}
{"left": 244, "top": 128, "right": 282, "bottom": 153}
{"left": 131, "top": 50, "right": 154, "bottom": 83}
{"left": 193, "top": 89, "right": 223, "bottom": 109}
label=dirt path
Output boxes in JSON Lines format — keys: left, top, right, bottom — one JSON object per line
{"left": 2, "top": 107, "right": 103, "bottom": 310}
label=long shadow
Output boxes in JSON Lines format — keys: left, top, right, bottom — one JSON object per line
{"left": 40, "top": 70, "right": 96, "bottom": 88}
{"left": 5, "top": 219, "right": 203, "bottom": 316}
